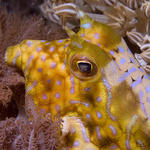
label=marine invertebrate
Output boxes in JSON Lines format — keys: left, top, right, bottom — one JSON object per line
{"left": 0, "top": 83, "right": 12, "bottom": 106}
{"left": 5, "top": 9, "right": 150, "bottom": 149}
{"left": 0, "top": 112, "right": 61, "bottom": 150}
{"left": 40, "top": 0, "right": 150, "bottom": 74}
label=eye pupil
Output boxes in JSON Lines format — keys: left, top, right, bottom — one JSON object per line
{"left": 78, "top": 62, "right": 91, "bottom": 73}
{"left": 70, "top": 55, "right": 98, "bottom": 80}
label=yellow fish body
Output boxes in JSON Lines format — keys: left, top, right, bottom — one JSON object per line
{"left": 5, "top": 11, "right": 150, "bottom": 150}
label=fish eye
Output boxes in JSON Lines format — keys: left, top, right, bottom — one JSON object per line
{"left": 69, "top": 55, "right": 98, "bottom": 80}
{"left": 77, "top": 61, "right": 92, "bottom": 73}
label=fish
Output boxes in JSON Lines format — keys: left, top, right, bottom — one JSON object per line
{"left": 5, "top": 10, "right": 150, "bottom": 150}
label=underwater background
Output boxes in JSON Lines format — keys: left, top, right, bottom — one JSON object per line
{"left": 1, "top": 0, "right": 150, "bottom": 149}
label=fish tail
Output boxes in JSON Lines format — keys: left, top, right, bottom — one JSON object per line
{"left": 5, "top": 44, "right": 22, "bottom": 69}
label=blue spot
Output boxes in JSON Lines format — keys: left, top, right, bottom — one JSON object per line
{"left": 47, "top": 79, "right": 50, "bottom": 83}
{"left": 96, "top": 96, "right": 101, "bottom": 102}
{"left": 58, "top": 40, "right": 64, "bottom": 43}
{"left": 146, "top": 86, "right": 150, "bottom": 93}
{"left": 96, "top": 112, "right": 102, "bottom": 118}
{"left": 73, "top": 141, "right": 80, "bottom": 147}
{"left": 62, "top": 60, "right": 66, "bottom": 70}
{"left": 84, "top": 103, "right": 89, "bottom": 107}
{"left": 139, "top": 91, "right": 145, "bottom": 114}
{"left": 85, "top": 39, "right": 90, "bottom": 42}
{"left": 80, "top": 33, "right": 85, "bottom": 37}
{"left": 118, "top": 46, "right": 125, "bottom": 53}
{"left": 78, "top": 11, "right": 84, "bottom": 17}
{"left": 81, "top": 23, "right": 92, "bottom": 29}
{"left": 144, "top": 75, "right": 150, "bottom": 80}
{"left": 56, "top": 80, "right": 61, "bottom": 85}
{"left": 55, "top": 105, "right": 60, "bottom": 111}
{"left": 113, "top": 60, "right": 120, "bottom": 69}
{"left": 86, "top": 114, "right": 91, "bottom": 119}
{"left": 36, "top": 47, "right": 41, "bottom": 52}
{"left": 81, "top": 126, "right": 90, "bottom": 142}
{"left": 27, "top": 41, "right": 32, "bottom": 47}
{"left": 128, "top": 48, "right": 132, "bottom": 54}
{"left": 97, "top": 43, "right": 101, "bottom": 47}
{"left": 70, "top": 87, "right": 74, "bottom": 94}
{"left": 130, "top": 57, "right": 135, "bottom": 63}
{"left": 41, "top": 55, "right": 46, "bottom": 61}
{"left": 139, "top": 67, "right": 144, "bottom": 72}
{"left": 70, "top": 77, "right": 74, "bottom": 82}
{"left": 50, "top": 46, "right": 54, "bottom": 52}
{"left": 94, "top": 33, "right": 100, "bottom": 39}
{"left": 26, "top": 55, "right": 34, "bottom": 70}
{"left": 126, "top": 140, "right": 131, "bottom": 150}
{"left": 110, "top": 61, "right": 116, "bottom": 72}
{"left": 33, "top": 80, "right": 37, "bottom": 86}
{"left": 96, "top": 126, "right": 101, "bottom": 140}
{"left": 38, "top": 68, "right": 42, "bottom": 72}
{"left": 128, "top": 67, "right": 136, "bottom": 73}
{"left": 50, "top": 62, "right": 56, "bottom": 68}
{"left": 45, "top": 42, "right": 50, "bottom": 45}
{"left": 110, "top": 145, "right": 118, "bottom": 150}
{"left": 55, "top": 93, "right": 60, "bottom": 98}
{"left": 110, "top": 50, "right": 115, "bottom": 56}
{"left": 131, "top": 77, "right": 142, "bottom": 88}
{"left": 109, "top": 125, "right": 117, "bottom": 135}
{"left": 43, "top": 94, "right": 47, "bottom": 100}
{"left": 139, "top": 91, "right": 143, "bottom": 101}
{"left": 139, "top": 91, "right": 150, "bottom": 120}
{"left": 41, "top": 40, "right": 46, "bottom": 42}
{"left": 147, "top": 98, "right": 150, "bottom": 103}
{"left": 120, "top": 58, "right": 126, "bottom": 64}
